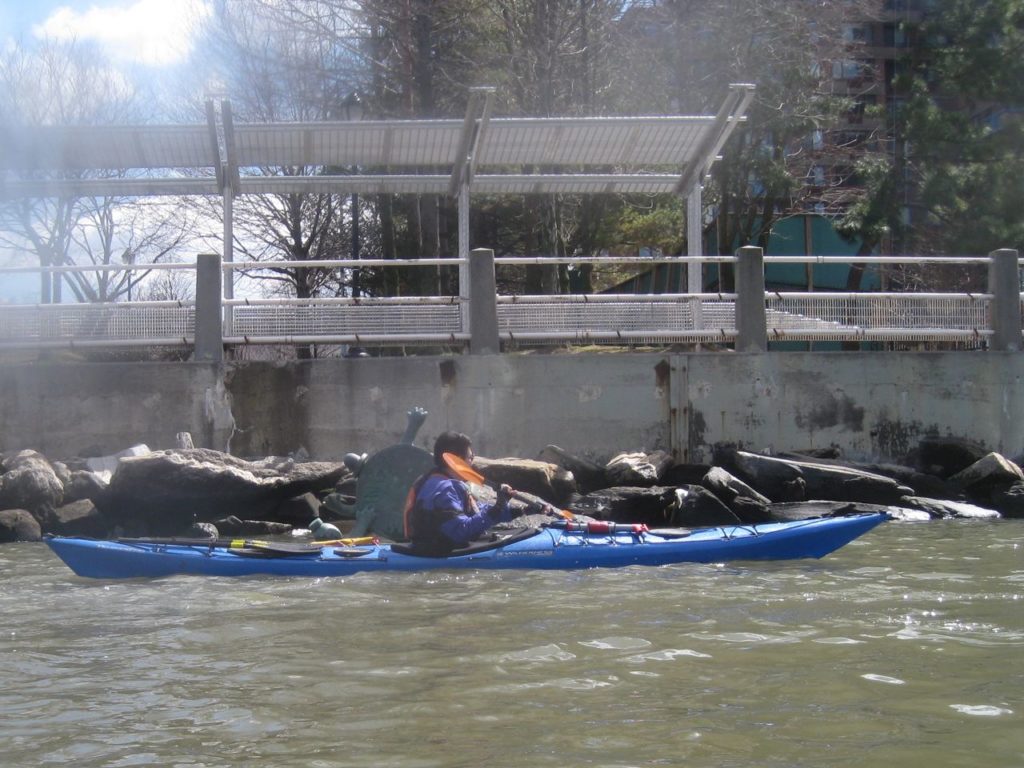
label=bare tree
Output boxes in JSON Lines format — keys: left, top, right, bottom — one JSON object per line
{"left": 193, "top": 2, "right": 362, "bottom": 305}
{"left": 0, "top": 38, "right": 194, "bottom": 303}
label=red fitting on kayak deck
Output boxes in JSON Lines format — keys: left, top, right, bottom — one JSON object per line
{"left": 563, "top": 521, "right": 649, "bottom": 535}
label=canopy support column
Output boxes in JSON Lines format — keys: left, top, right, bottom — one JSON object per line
{"left": 686, "top": 183, "right": 704, "bottom": 335}
{"left": 459, "top": 183, "right": 470, "bottom": 338}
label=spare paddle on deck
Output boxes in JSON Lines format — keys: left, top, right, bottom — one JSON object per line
{"left": 442, "top": 452, "right": 574, "bottom": 519}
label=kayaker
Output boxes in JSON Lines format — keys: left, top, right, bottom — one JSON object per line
{"left": 404, "top": 431, "right": 516, "bottom": 553}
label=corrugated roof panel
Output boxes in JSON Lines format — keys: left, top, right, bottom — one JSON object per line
{"left": 472, "top": 174, "right": 679, "bottom": 195}
{"left": 0, "top": 124, "right": 215, "bottom": 171}
{"left": 476, "top": 117, "right": 716, "bottom": 168}
{"left": 238, "top": 174, "right": 450, "bottom": 196}
{"left": 233, "top": 121, "right": 464, "bottom": 168}
{"left": 0, "top": 176, "right": 219, "bottom": 198}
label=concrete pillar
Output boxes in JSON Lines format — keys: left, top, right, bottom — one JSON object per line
{"left": 735, "top": 245, "right": 767, "bottom": 352}
{"left": 686, "top": 184, "right": 704, "bottom": 336}
{"left": 988, "top": 248, "right": 1021, "bottom": 351}
{"left": 686, "top": 184, "right": 702, "bottom": 292}
{"left": 458, "top": 184, "right": 471, "bottom": 335}
{"left": 468, "top": 248, "right": 500, "bottom": 355}
{"left": 194, "top": 252, "right": 224, "bottom": 362}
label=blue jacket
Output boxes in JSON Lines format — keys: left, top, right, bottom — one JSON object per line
{"left": 409, "top": 471, "right": 512, "bottom": 547}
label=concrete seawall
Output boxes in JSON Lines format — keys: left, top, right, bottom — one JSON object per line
{"left": 2, "top": 352, "right": 1021, "bottom": 463}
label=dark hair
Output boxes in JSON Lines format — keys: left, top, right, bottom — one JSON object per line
{"left": 433, "top": 431, "right": 472, "bottom": 467}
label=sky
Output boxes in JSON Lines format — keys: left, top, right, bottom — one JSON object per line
{"left": 0, "top": 1, "right": 213, "bottom": 300}
{"left": 0, "top": 0, "right": 211, "bottom": 67}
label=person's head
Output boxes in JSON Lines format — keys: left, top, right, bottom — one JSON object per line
{"left": 433, "top": 431, "right": 472, "bottom": 468}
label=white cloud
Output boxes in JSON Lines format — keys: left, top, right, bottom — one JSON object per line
{"left": 32, "top": 0, "right": 211, "bottom": 67}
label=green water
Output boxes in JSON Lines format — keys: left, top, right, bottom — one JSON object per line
{"left": 1, "top": 520, "right": 1021, "bottom": 767}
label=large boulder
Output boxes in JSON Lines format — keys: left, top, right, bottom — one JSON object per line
{"left": 717, "top": 448, "right": 806, "bottom": 501}
{"left": 780, "top": 453, "right": 960, "bottom": 500}
{"left": 990, "top": 482, "right": 1024, "bottom": 518}
{"left": 0, "top": 450, "right": 64, "bottom": 525}
{"left": 569, "top": 486, "right": 679, "bottom": 523}
{"left": 913, "top": 436, "right": 989, "bottom": 478}
{"left": 101, "top": 448, "right": 348, "bottom": 536}
{"left": 949, "top": 452, "right": 1024, "bottom": 490}
{"left": 701, "top": 467, "right": 772, "bottom": 523}
{"left": 0, "top": 509, "right": 42, "bottom": 542}
{"left": 569, "top": 485, "right": 737, "bottom": 527}
{"left": 768, "top": 501, "right": 929, "bottom": 522}
{"left": 729, "top": 451, "right": 911, "bottom": 505}
{"left": 899, "top": 496, "right": 1001, "bottom": 519}
{"left": 604, "top": 451, "right": 673, "bottom": 487}
{"left": 538, "top": 445, "right": 607, "bottom": 494}
{"left": 61, "top": 470, "right": 110, "bottom": 505}
{"left": 474, "top": 456, "right": 576, "bottom": 504}
{"left": 669, "top": 485, "right": 741, "bottom": 526}
{"left": 49, "top": 499, "right": 110, "bottom": 538}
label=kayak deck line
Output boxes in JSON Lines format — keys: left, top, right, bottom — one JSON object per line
{"left": 43, "top": 512, "right": 889, "bottom": 580}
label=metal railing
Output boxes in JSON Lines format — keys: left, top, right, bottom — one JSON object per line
{"left": 0, "top": 248, "right": 1019, "bottom": 354}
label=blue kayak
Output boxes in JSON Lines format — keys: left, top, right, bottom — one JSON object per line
{"left": 45, "top": 513, "right": 888, "bottom": 579}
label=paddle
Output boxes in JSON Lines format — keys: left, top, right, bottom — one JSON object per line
{"left": 117, "top": 536, "right": 377, "bottom": 554}
{"left": 441, "top": 452, "right": 574, "bottom": 519}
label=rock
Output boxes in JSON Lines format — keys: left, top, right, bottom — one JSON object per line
{"left": 274, "top": 492, "right": 323, "bottom": 526}
{"left": 474, "top": 456, "right": 576, "bottom": 504}
{"left": 212, "top": 516, "right": 293, "bottom": 537}
{"left": 880, "top": 506, "right": 933, "bottom": 522}
{"left": 913, "top": 436, "right": 988, "bottom": 478}
{"left": 669, "top": 485, "right": 741, "bottom": 526}
{"left": 948, "top": 452, "right": 1024, "bottom": 489}
{"left": 661, "top": 463, "right": 713, "bottom": 487}
{"left": 0, "top": 450, "right": 64, "bottom": 522}
{"left": 49, "top": 499, "right": 109, "bottom": 537}
{"left": 781, "top": 453, "right": 960, "bottom": 499}
{"left": 176, "top": 432, "right": 195, "bottom": 449}
{"left": 899, "top": 496, "right": 1001, "bottom": 519}
{"left": 604, "top": 451, "right": 673, "bottom": 487}
{"left": 569, "top": 486, "right": 679, "bottom": 523}
{"left": 0, "top": 509, "right": 41, "bottom": 542}
{"left": 62, "top": 470, "right": 110, "bottom": 505}
{"left": 51, "top": 461, "right": 73, "bottom": 486}
{"left": 990, "top": 482, "right": 1024, "bottom": 518}
{"left": 84, "top": 444, "right": 152, "bottom": 483}
{"left": 768, "top": 501, "right": 902, "bottom": 522}
{"left": 538, "top": 445, "right": 606, "bottom": 493}
{"left": 701, "top": 466, "right": 772, "bottom": 522}
{"left": 730, "top": 451, "right": 911, "bottom": 505}
{"left": 718, "top": 448, "right": 807, "bottom": 501}
{"left": 860, "top": 466, "right": 959, "bottom": 500}
{"left": 568, "top": 485, "right": 736, "bottom": 527}
{"left": 768, "top": 500, "right": 931, "bottom": 522}
{"left": 101, "top": 448, "right": 347, "bottom": 536}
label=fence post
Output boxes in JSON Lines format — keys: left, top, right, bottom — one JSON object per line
{"left": 989, "top": 248, "right": 1021, "bottom": 351}
{"left": 735, "top": 245, "right": 767, "bottom": 352}
{"left": 468, "top": 248, "right": 500, "bottom": 354}
{"left": 194, "top": 253, "right": 224, "bottom": 362}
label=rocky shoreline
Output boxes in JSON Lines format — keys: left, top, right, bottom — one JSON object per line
{"left": 1, "top": 433, "right": 1021, "bottom": 545}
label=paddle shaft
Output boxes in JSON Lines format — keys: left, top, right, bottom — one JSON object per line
{"left": 442, "top": 452, "right": 572, "bottom": 519}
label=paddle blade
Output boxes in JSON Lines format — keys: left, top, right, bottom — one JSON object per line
{"left": 442, "top": 452, "right": 486, "bottom": 484}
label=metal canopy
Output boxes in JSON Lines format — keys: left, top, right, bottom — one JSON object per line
{"left": 0, "top": 84, "right": 754, "bottom": 200}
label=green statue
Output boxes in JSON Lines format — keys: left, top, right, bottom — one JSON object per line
{"left": 323, "top": 407, "right": 433, "bottom": 541}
